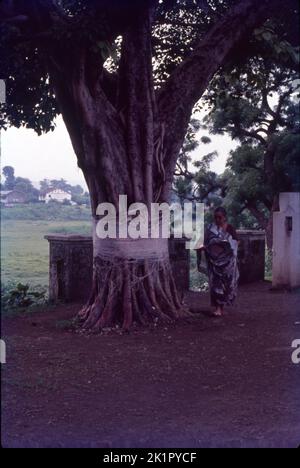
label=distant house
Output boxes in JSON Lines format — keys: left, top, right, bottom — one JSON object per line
{"left": 1, "top": 190, "right": 27, "bottom": 206}
{"left": 39, "top": 188, "right": 73, "bottom": 204}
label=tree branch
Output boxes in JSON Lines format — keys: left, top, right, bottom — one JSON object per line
{"left": 245, "top": 200, "right": 268, "bottom": 228}
{"left": 238, "top": 128, "right": 267, "bottom": 145}
{"left": 157, "top": 0, "right": 281, "bottom": 200}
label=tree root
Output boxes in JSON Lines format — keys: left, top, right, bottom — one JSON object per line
{"left": 77, "top": 257, "right": 191, "bottom": 332}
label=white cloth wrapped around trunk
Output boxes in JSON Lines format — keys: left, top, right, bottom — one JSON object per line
{"left": 92, "top": 219, "right": 169, "bottom": 261}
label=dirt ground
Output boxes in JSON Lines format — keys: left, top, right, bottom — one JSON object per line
{"left": 1, "top": 281, "right": 300, "bottom": 448}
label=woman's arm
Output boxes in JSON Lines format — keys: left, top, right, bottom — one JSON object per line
{"left": 227, "top": 224, "right": 238, "bottom": 241}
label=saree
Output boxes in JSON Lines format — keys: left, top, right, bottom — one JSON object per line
{"left": 204, "top": 223, "right": 239, "bottom": 307}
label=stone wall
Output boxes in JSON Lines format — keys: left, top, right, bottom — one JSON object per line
{"left": 45, "top": 230, "right": 265, "bottom": 303}
{"left": 45, "top": 234, "right": 191, "bottom": 302}
{"left": 45, "top": 235, "right": 93, "bottom": 302}
{"left": 237, "top": 230, "right": 265, "bottom": 284}
{"left": 168, "top": 237, "right": 190, "bottom": 297}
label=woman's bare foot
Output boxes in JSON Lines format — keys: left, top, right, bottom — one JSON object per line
{"left": 212, "top": 307, "right": 223, "bottom": 317}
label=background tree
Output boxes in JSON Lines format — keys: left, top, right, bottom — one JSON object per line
{"left": 2, "top": 165, "right": 39, "bottom": 200}
{"left": 14, "top": 176, "right": 39, "bottom": 201}
{"left": 174, "top": 31, "right": 299, "bottom": 247}
{"left": 202, "top": 47, "right": 300, "bottom": 247}
{"left": 173, "top": 118, "right": 205, "bottom": 203}
{"left": 71, "top": 190, "right": 91, "bottom": 206}
{"left": 173, "top": 143, "right": 260, "bottom": 229}
{"left": 1, "top": 0, "right": 299, "bottom": 330}
{"left": 2, "top": 165, "right": 15, "bottom": 190}
{"left": 39, "top": 178, "right": 72, "bottom": 193}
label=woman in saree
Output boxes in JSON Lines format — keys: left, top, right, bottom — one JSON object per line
{"left": 198, "top": 207, "right": 239, "bottom": 317}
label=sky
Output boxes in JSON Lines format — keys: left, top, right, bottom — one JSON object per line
{"left": 0, "top": 117, "right": 87, "bottom": 189}
{"left": 0, "top": 116, "right": 236, "bottom": 189}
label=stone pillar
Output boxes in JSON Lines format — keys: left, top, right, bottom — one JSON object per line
{"left": 45, "top": 235, "right": 93, "bottom": 302}
{"left": 237, "top": 230, "right": 265, "bottom": 284}
{"left": 168, "top": 236, "right": 190, "bottom": 296}
{"left": 272, "top": 193, "right": 300, "bottom": 289}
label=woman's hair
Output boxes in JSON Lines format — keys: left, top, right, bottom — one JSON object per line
{"left": 214, "top": 206, "right": 227, "bottom": 218}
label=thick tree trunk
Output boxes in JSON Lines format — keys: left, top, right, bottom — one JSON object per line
{"left": 78, "top": 254, "right": 188, "bottom": 331}
{"left": 77, "top": 147, "right": 191, "bottom": 331}
{"left": 265, "top": 219, "right": 273, "bottom": 252}
{"left": 246, "top": 194, "right": 280, "bottom": 251}
{"left": 48, "top": 6, "right": 191, "bottom": 331}
{"left": 263, "top": 143, "right": 280, "bottom": 250}
{"left": 245, "top": 201, "right": 271, "bottom": 249}
{"left": 265, "top": 195, "right": 280, "bottom": 250}
{"left": 74, "top": 136, "right": 191, "bottom": 330}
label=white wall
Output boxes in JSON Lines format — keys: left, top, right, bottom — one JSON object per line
{"left": 273, "top": 193, "right": 300, "bottom": 289}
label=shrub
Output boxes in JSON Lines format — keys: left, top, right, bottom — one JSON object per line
{"left": 1, "top": 282, "right": 47, "bottom": 310}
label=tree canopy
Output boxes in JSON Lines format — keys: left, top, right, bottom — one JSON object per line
{"left": 1, "top": 0, "right": 299, "bottom": 329}
{"left": 1, "top": 0, "right": 299, "bottom": 133}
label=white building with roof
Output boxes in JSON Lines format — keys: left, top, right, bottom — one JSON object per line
{"left": 39, "top": 188, "right": 72, "bottom": 204}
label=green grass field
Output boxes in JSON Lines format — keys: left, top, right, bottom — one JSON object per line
{"left": 1, "top": 219, "right": 207, "bottom": 293}
{"left": 1, "top": 220, "right": 92, "bottom": 288}
{"left": 2, "top": 218, "right": 269, "bottom": 294}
